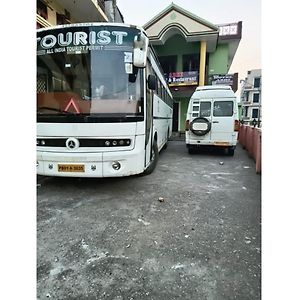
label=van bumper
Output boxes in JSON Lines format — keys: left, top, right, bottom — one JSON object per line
{"left": 185, "top": 135, "right": 237, "bottom": 147}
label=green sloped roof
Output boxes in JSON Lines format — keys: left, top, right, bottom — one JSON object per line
{"left": 143, "top": 2, "right": 219, "bottom": 32}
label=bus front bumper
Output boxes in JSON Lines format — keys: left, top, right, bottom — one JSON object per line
{"left": 37, "top": 137, "right": 145, "bottom": 177}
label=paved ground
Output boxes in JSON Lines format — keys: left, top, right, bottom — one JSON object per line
{"left": 37, "top": 141, "right": 261, "bottom": 300}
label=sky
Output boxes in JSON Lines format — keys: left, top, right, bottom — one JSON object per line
{"left": 117, "top": 0, "right": 261, "bottom": 97}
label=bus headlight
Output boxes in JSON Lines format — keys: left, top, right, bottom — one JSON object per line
{"left": 112, "top": 161, "right": 121, "bottom": 170}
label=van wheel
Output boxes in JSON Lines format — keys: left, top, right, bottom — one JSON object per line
{"left": 144, "top": 141, "right": 159, "bottom": 175}
{"left": 227, "top": 147, "right": 235, "bottom": 156}
{"left": 188, "top": 146, "right": 196, "bottom": 154}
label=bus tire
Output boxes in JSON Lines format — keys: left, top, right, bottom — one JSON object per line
{"left": 162, "top": 129, "right": 169, "bottom": 150}
{"left": 144, "top": 140, "right": 159, "bottom": 175}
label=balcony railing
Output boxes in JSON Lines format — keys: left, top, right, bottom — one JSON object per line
{"left": 243, "top": 84, "right": 261, "bottom": 91}
{"left": 36, "top": 13, "right": 52, "bottom": 27}
{"left": 97, "top": 0, "right": 105, "bottom": 12}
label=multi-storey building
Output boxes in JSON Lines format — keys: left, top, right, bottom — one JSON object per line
{"left": 240, "top": 69, "right": 262, "bottom": 126}
{"left": 36, "top": 0, "right": 123, "bottom": 28}
{"left": 144, "top": 3, "right": 242, "bottom": 133}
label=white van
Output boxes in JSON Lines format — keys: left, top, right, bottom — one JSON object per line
{"left": 185, "top": 85, "right": 239, "bottom": 155}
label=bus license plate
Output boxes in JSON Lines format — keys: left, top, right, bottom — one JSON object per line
{"left": 58, "top": 164, "right": 85, "bottom": 172}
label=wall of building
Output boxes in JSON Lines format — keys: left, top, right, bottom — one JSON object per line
{"left": 154, "top": 34, "right": 200, "bottom": 132}
{"left": 179, "top": 97, "right": 189, "bottom": 131}
{"left": 46, "top": 2, "right": 76, "bottom": 25}
{"left": 154, "top": 35, "right": 200, "bottom": 71}
{"left": 208, "top": 44, "right": 229, "bottom": 76}
{"left": 240, "top": 69, "right": 262, "bottom": 126}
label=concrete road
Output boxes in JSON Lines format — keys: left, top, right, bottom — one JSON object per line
{"left": 37, "top": 141, "right": 261, "bottom": 300}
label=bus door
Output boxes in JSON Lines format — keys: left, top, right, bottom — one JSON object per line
{"left": 145, "top": 63, "right": 154, "bottom": 166}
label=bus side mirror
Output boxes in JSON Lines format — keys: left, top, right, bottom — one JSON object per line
{"left": 133, "top": 33, "right": 148, "bottom": 68}
{"left": 147, "top": 74, "right": 156, "bottom": 90}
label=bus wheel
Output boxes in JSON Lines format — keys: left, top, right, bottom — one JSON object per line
{"left": 144, "top": 141, "right": 159, "bottom": 175}
{"left": 162, "top": 129, "right": 169, "bottom": 150}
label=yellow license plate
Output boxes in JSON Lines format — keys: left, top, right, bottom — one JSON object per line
{"left": 58, "top": 164, "right": 85, "bottom": 172}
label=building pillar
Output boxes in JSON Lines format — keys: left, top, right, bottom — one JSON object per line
{"left": 199, "top": 41, "right": 207, "bottom": 86}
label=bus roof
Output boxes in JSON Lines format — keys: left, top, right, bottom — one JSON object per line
{"left": 36, "top": 22, "right": 147, "bottom": 35}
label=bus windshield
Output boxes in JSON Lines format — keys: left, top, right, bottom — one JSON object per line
{"left": 37, "top": 25, "right": 143, "bottom": 122}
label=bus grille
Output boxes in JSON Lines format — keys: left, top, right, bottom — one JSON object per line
{"left": 37, "top": 138, "right": 131, "bottom": 147}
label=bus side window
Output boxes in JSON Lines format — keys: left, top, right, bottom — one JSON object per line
{"left": 158, "top": 80, "right": 162, "bottom": 98}
{"left": 155, "top": 75, "right": 159, "bottom": 95}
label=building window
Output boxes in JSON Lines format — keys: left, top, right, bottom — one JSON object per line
{"left": 158, "top": 56, "right": 177, "bottom": 74}
{"left": 252, "top": 108, "right": 259, "bottom": 118}
{"left": 183, "top": 54, "right": 199, "bottom": 72}
{"left": 37, "top": 0, "right": 48, "bottom": 20}
{"left": 253, "top": 77, "right": 261, "bottom": 88}
{"left": 253, "top": 93, "right": 260, "bottom": 103}
{"left": 244, "top": 106, "right": 248, "bottom": 118}
{"left": 244, "top": 91, "right": 250, "bottom": 102}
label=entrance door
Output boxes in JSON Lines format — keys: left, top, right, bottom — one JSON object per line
{"left": 172, "top": 102, "right": 179, "bottom": 132}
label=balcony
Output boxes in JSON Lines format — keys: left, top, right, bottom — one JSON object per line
{"left": 242, "top": 101, "right": 251, "bottom": 106}
{"left": 55, "top": 0, "right": 108, "bottom": 22}
{"left": 243, "top": 84, "right": 261, "bottom": 92}
{"left": 97, "top": 0, "right": 105, "bottom": 12}
{"left": 36, "top": 13, "right": 52, "bottom": 28}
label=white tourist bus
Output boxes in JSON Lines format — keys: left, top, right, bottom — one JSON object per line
{"left": 37, "top": 23, "right": 173, "bottom": 177}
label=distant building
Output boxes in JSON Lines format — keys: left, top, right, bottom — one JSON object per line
{"left": 36, "top": 0, "right": 123, "bottom": 28}
{"left": 240, "top": 69, "right": 262, "bottom": 126}
{"left": 143, "top": 3, "right": 242, "bottom": 133}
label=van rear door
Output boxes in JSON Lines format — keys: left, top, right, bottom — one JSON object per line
{"left": 190, "top": 100, "right": 212, "bottom": 140}
{"left": 211, "top": 99, "right": 236, "bottom": 144}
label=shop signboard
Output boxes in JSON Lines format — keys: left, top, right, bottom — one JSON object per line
{"left": 218, "top": 22, "right": 242, "bottom": 40}
{"left": 165, "top": 71, "right": 198, "bottom": 86}
{"left": 211, "top": 73, "right": 238, "bottom": 92}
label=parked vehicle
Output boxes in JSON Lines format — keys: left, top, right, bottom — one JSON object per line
{"left": 185, "top": 85, "right": 239, "bottom": 155}
{"left": 37, "top": 23, "right": 173, "bottom": 177}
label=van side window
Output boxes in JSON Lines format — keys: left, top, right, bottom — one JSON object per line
{"left": 213, "top": 101, "right": 233, "bottom": 117}
{"left": 200, "top": 102, "right": 211, "bottom": 117}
